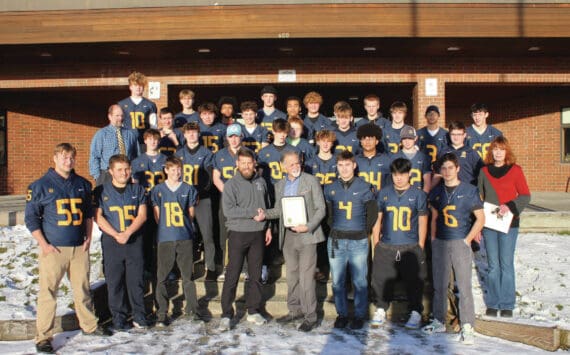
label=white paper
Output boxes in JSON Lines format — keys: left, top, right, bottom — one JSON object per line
{"left": 483, "top": 202, "right": 514, "bottom": 234}
{"left": 282, "top": 196, "right": 307, "bottom": 227}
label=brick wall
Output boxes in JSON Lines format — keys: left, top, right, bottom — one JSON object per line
{"left": 1, "top": 57, "right": 570, "bottom": 193}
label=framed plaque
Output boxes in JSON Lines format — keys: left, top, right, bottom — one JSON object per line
{"left": 282, "top": 196, "right": 307, "bottom": 227}
{"left": 483, "top": 202, "right": 513, "bottom": 234}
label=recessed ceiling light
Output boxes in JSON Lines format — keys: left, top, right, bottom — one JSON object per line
{"left": 117, "top": 51, "right": 130, "bottom": 56}
{"left": 528, "top": 46, "right": 541, "bottom": 51}
{"left": 279, "top": 47, "right": 293, "bottom": 52}
{"left": 39, "top": 52, "right": 52, "bottom": 57}
{"left": 363, "top": 47, "right": 376, "bottom": 51}
{"left": 198, "top": 48, "right": 211, "bottom": 53}
{"left": 447, "top": 46, "right": 461, "bottom": 51}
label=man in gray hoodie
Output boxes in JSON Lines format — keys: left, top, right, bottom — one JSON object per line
{"left": 219, "top": 148, "right": 272, "bottom": 330}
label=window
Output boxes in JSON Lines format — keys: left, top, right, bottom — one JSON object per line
{"left": 0, "top": 110, "right": 5, "bottom": 166}
{"left": 562, "top": 108, "right": 570, "bottom": 163}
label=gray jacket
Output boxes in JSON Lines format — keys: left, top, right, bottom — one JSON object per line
{"left": 265, "top": 172, "right": 326, "bottom": 250}
{"left": 222, "top": 171, "right": 269, "bottom": 232}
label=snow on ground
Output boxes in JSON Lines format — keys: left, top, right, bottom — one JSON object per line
{"left": 0, "top": 226, "right": 568, "bottom": 354}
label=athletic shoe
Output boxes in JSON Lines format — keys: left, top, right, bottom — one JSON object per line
{"left": 82, "top": 325, "right": 113, "bottom": 336}
{"left": 133, "top": 319, "right": 149, "bottom": 329}
{"left": 370, "top": 308, "right": 386, "bottom": 328}
{"left": 261, "top": 265, "right": 269, "bottom": 284}
{"left": 500, "top": 309, "right": 513, "bottom": 318}
{"left": 155, "top": 318, "right": 170, "bottom": 328}
{"left": 298, "top": 319, "right": 318, "bottom": 332}
{"left": 350, "top": 318, "right": 365, "bottom": 330}
{"left": 35, "top": 340, "right": 54, "bottom": 354}
{"left": 276, "top": 312, "right": 304, "bottom": 324}
{"left": 247, "top": 313, "right": 267, "bottom": 325}
{"left": 485, "top": 308, "right": 498, "bottom": 317}
{"left": 333, "top": 315, "right": 349, "bottom": 329}
{"left": 457, "top": 323, "right": 475, "bottom": 345}
{"left": 184, "top": 312, "right": 205, "bottom": 323}
{"left": 218, "top": 317, "right": 231, "bottom": 331}
{"left": 422, "top": 319, "right": 446, "bottom": 335}
{"left": 112, "top": 322, "right": 133, "bottom": 332}
{"left": 405, "top": 311, "right": 422, "bottom": 329}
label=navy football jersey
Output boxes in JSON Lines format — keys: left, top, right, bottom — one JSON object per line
{"left": 417, "top": 126, "right": 449, "bottom": 164}
{"left": 158, "top": 129, "right": 185, "bottom": 156}
{"left": 151, "top": 181, "right": 198, "bottom": 243}
{"left": 304, "top": 156, "right": 337, "bottom": 186}
{"left": 93, "top": 182, "right": 146, "bottom": 238}
{"left": 377, "top": 186, "right": 427, "bottom": 245}
{"left": 383, "top": 124, "right": 413, "bottom": 155}
{"left": 241, "top": 124, "right": 269, "bottom": 153}
{"left": 213, "top": 147, "right": 244, "bottom": 183}
{"left": 257, "top": 143, "right": 300, "bottom": 192}
{"left": 258, "top": 108, "right": 287, "bottom": 132}
{"left": 391, "top": 150, "right": 432, "bottom": 190}
{"left": 324, "top": 177, "right": 375, "bottom": 232}
{"left": 355, "top": 115, "right": 390, "bottom": 129}
{"left": 466, "top": 125, "right": 503, "bottom": 160}
{"left": 175, "top": 145, "right": 214, "bottom": 197}
{"left": 174, "top": 111, "right": 199, "bottom": 128}
{"left": 290, "top": 138, "right": 316, "bottom": 162}
{"left": 436, "top": 145, "right": 483, "bottom": 186}
{"left": 355, "top": 153, "right": 392, "bottom": 191}
{"left": 131, "top": 153, "right": 167, "bottom": 192}
{"left": 429, "top": 182, "right": 483, "bottom": 240}
{"left": 118, "top": 97, "right": 157, "bottom": 142}
{"left": 198, "top": 121, "right": 226, "bottom": 153}
{"left": 303, "top": 114, "right": 334, "bottom": 142}
{"left": 333, "top": 128, "right": 361, "bottom": 155}
{"left": 25, "top": 169, "right": 93, "bottom": 247}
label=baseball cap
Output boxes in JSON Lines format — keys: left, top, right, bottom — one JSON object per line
{"left": 400, "top": 126, "right": 417, "bottom": 140}
{"left": 226, "top": 124, "right": 242, "bottom": 137}
{"left": 425, "top": 105, "right": 440, "bottom": 115}
{"left": 260, "top": 85, "right": 277, "bottom": 96}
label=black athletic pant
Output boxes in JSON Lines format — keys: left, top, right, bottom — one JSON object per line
{"left": 371, "top": 242, "right": 427, "bottom": 313}
{"left": 101, "top": 234, "right": 146, "bottom": 327}
{"left": 221, "top": 230, "right": 265, "bottom": 318}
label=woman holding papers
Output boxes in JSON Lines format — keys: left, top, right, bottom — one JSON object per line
{"left": 477, "top": 136, "right": 530, "bottom": 318}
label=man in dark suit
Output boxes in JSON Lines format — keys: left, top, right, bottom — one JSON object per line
{"left": 262, "top": 150, "right": 326, "bottom": 332}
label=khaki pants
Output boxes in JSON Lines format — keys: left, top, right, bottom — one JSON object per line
{"left": 36, "top": 246, "right": 98, "bottom": 343}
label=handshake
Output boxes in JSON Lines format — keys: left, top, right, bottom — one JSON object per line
{"left": 253, "top": 208, "right": 266, "bottom": 222}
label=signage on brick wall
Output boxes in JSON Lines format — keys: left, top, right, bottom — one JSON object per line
{"left": 148, "top": 81, "right": 161, "bottom": 99}
{"left": 425, "top": 78, "right": 438, "bottom": 97}
{"left": 278, "top": 69, "right": 296, "bottom": 83}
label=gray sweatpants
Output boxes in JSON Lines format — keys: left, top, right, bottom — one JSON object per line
{"left": 431, "top": 238, "right": 475, "bottom": 326}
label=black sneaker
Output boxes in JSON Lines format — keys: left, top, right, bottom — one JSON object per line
{"left": 155, "top": 317, "right": 171, "bottom": 328}
{"left": 82, "top": 325, "right": 113, "bottom": 336}
{"left": 36, "top": 340, "right": 54, "bottom": 354}
{"left": 184, "top": 312, "right": 205, "bottom": 323}
{"left": 276, "top": 312, "right": 304, "bottom": 324}
{"left": 133, "top": 319, "right": 149, "bottom": 329}
{"left": 334, "top": 316, "right": 349, "bottom": 329}
{"left": 485, "top": 308, "right": 498, "bottom": 317}
{"left": 500, "top": 309, "right": 513, "bottom": 318}
{"left": 112, "top": 322, "right": 133, "bottom": 332}
{"left": 298, "top": 319, "right": 318, "bottom": 332}
{"left": 350, "top": 318, "right": 365, "bottom": 330}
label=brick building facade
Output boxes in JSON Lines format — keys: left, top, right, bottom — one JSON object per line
{"left": 1, "top": 2, "right": 569, "bottom": 193}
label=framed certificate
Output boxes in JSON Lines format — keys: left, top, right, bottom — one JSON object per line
{"left": 282, "top": 196, "right": 307, "bottom": 227}
{"left": 483, "top": 202, "right": 514, "bottom": 234}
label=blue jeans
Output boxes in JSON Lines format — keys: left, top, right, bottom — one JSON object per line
{"left": 483, "top": 227, "right": 519, "bottom": 310}
{"left": 328, "top": 238, "right": 369, "bottom": 319}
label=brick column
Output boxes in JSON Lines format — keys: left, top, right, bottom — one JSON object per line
{"left": 413, "top": 76, "right": 446, "bottom": 129}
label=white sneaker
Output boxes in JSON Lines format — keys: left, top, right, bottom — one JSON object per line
{"left": 218, "top": 317, "right": 231, "bottom": 331}
{"left": 457, "top": 323, "right": 475, "bottom": 345}
{"left": 217, "top": 268, "right": 226, "bottom": 281}
{"left": 422, "top": 319, "right": 446, "bottom": 334}
{"left": 405, "top": 311, "right": 422, "bottom": 329}
{"left": 370, "top": 308, "right": 386, "bottom": 328}
{"left": 246, "top": 313, "right": 267, "bottom": 325}
{"left": 261, "top": 265, "right": 269, "bottom": 284}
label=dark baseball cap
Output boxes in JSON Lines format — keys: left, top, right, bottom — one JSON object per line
{"left": 260, "top": 85, "right": 277, "bottom": 96}
{"left": 425, "top": 105, "right": 440, "bottom": 115}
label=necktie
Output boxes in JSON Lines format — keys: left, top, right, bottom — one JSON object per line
{"left": 116, "top": 128, "right": 126, "bottom": 155}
